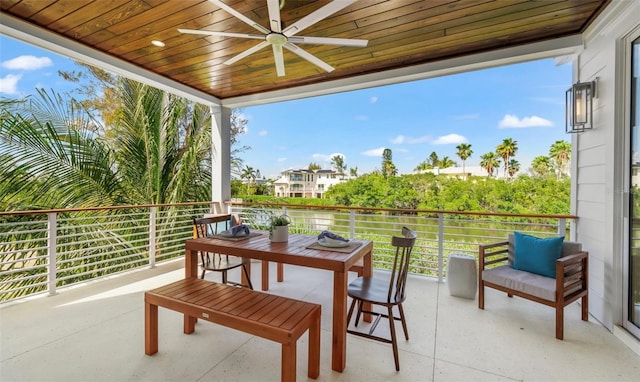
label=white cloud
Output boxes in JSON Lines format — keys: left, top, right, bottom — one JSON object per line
{"left": 391, "top": 135, "right": 430, "bottom": 144}
{"left": 498, "top": 114, "right": 553, "bottom": 128}
{"left": 312, "top": 152, "right": 345, "bottom": 163}
{"left": 258, "top": 130, "right": 267, "bottom": 136}
{"left": 354, "top": 114, "right": 368, "bottom": 121}
{"left": 391, "top": 135, "right": 405, "bottom": 144}
{"left": 432, "top": 133, "right": 467, "bottom": 145}
{"left": 370, "top": 96, "right": 378, "bottom": 103}
{"left": 277, "top": 157, "right": 287, "bottom": 162}
{"left": 2, "top": 55, "right": 53, "bottom": 70}
{"left": 361, "top": 147, "right": 386, "bottom": 157}
{"left": 0, "top": 74, "right": 21, "bottom": 94}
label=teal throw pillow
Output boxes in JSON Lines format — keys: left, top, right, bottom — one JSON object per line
{"left": 512, "top": 232, "right": 564, "bottom": 278}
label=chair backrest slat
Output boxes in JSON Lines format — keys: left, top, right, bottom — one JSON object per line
{"left": 193, "top": 215, "right": 232, "bottom": 239}
{"left": 387, "top": 227, "right": 417, "bottom": 303}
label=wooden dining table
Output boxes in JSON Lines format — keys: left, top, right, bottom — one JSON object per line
{"left": 184, "top": 231, "right": 373, "bottom": 373}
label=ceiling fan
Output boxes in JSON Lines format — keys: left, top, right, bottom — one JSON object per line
{"left": 178, "top": 0, "right": 368, "bottom": 77}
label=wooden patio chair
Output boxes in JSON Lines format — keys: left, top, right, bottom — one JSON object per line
{"left": 346, "top": 226, "right": 417, "bottom": 371}
{"left": 192, "top": 215, "right": 253, "bottom": 289}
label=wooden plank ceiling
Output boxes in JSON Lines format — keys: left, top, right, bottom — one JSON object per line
{"left": 1, "top": 0, "right": 609, "bottom": 101}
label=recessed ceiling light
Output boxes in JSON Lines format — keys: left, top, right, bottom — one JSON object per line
{"left": 151, "top": 40, "right": 165, "bottom": 47}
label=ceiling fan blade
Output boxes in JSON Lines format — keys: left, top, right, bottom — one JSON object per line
{"left": 209, "top": 0, "right": 270, "bottom": 34}
{"left": 283, "top": 0, "right": 356, "bottom": 36}
{"left": 224, "top": 41, "right": 270, "bottom": 65}
{"left": 288, "top": 36, "right": 368, "bottom": 47}
{"left": 178, "top": 29, "right": 264, "bottom": 40}
{"left": 266, "top": 0, "right": 282, "bottom": 33}
{"left": 272, "top": 44, "right": 286, "bottom": 77}
{"left": 284, "top": 43, "right": 334, "bottom": 73}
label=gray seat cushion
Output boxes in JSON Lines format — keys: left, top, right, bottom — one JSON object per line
{"left": 482, "top": 265, "right": 556, "bottom": 301}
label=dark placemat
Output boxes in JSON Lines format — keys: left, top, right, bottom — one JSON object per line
{"left": 210, "top": 231, "right": 263, "bottom": 241}
{"left": 306, "top": 241, "right": 363, "bottom": 253}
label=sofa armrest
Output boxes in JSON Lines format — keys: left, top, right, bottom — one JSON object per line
{"left": 479, "top": 241, "right": 509, "bottom": 270}
{"left": 556, "top": 251, "right": 589, "bottom": 301}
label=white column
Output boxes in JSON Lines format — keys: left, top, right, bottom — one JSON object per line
{"left": 210, "top": 105, "right": 232, "bottom": 213}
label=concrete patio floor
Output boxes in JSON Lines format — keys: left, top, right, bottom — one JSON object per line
{"left": 1, "top": 259, "right": 639, "bottom": 382}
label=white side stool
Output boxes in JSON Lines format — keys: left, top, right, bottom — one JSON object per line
{"left": 447, "top": 254, "right": 477, "bottom": 299}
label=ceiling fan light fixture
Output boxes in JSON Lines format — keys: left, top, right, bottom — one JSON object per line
{"left": 266, "top": 33, "right": 287, "bottom": 46}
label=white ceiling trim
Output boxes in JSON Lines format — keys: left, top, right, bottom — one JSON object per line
{"left": 223, "top": 35, "right": 584, "bottom": 109}
{"left": 0, "top": 12, "right": 221, "bottom": 107}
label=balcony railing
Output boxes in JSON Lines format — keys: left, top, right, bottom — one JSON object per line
{"left": 0, "top": 201, "right": 575, "bottom": 303}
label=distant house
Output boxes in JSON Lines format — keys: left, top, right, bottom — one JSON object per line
{"left": 421, "top": 166, "right": 490, "bottom": 177}
{"left": 274, "top": 169, "right": 347, "bottom": 198}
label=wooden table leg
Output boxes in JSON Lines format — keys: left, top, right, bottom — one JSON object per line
{"left": 331, "top": 270, "right": 348, "bottom": 372}
{"left": 262, "top": 260, "right": 270, "bottom": 291}
{"left": 185, "top": 248, "right": 198, "bottom": 279}
{"left": 277, "top": 262, "right": 284, "bottom": 282}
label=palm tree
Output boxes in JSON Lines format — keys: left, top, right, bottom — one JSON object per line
{"left": 414, "top": 161, "right": 429, "bottom": 172}
{"left": 480, "top": 152, "right": 501, "bottom": 177}
{"left": 1, "top": 90, "right": 127, "bottom": 209}
{"left": 308, "top": 162, "right": 321, "bottom": 170}
{"left": 349, "top": 167, "right": 358, "bottom": 177}
{"left": 439, "top": 156, "right": 457, "bottom": 169}
{"left": 530, "top": 155, "right": 553, "bottom": 178}
{"left": 496, "top": 138, "right": 518, "bottom": 178}
{"left": 241, "top": 165, "right": 257, "bottom": 183}
{"left": 456, "top": 143, "right": 473, "bottom": 179}
{"left": 381, "top": 148, "right": 397, "bottom": 177}
{"left": 507, "top": 159, "right": 520, "bottom": 178}
{"left": 1, "top": 81, "right": 214, "bottom": 209}
{"left": 428, "top": 151, "right": 439, "bottom": 167}
{"left": 1, "top": 84, "right": 217, "bottom": 292}
{"left": 330, "top": 154, "right": 346, "bottom": 173}
{"left": 549, "top": 140, "right": 571, "bottom": 180}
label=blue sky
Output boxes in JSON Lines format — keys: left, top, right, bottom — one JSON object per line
{"left": 1, "top": 35, "right": 571, "bottom": 179}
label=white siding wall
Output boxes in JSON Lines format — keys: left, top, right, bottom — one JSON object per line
{"left": 575, "top": 0, "right": 640, "bottom": 331}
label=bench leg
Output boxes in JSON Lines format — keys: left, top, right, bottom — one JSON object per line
{"left": 281, "top": 342, "right": 296, "bottom": 382}
{"left": 581, "top": 294, "right": 589, "bottom": 321}
{"left": 145, "top": 302, "right": 158, "bottom": 355}
{"left": 556, "top": 306, "right": 564, "bottom": 340}
{"left": 308, "top": 313, "right": 321, "bottom": 379}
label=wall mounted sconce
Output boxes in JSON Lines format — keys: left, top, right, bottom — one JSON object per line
{"left": 566, "top": 78, "right": 598, "bottom": 133}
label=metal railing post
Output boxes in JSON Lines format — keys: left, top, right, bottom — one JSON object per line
{"left": 438, "top": 213, "right": 444, "bottom": 283}
{"left": 47, "top": 212, "right": 57, "bottom": 296}
{"left": 349, "top": 210, "right": 355, "bottom": 239}
{"left": 149, "top": 206, "right": 156, "bottom": 268}
{"left": 557, "top": 218, "right": 567, "bottom": 237}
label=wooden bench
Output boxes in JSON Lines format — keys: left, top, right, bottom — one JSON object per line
{"left": 478, "top": 235, "right": 588, "bottom": 340}
{"left": 145, "top": 278, "right": 321, "bottom": 382}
